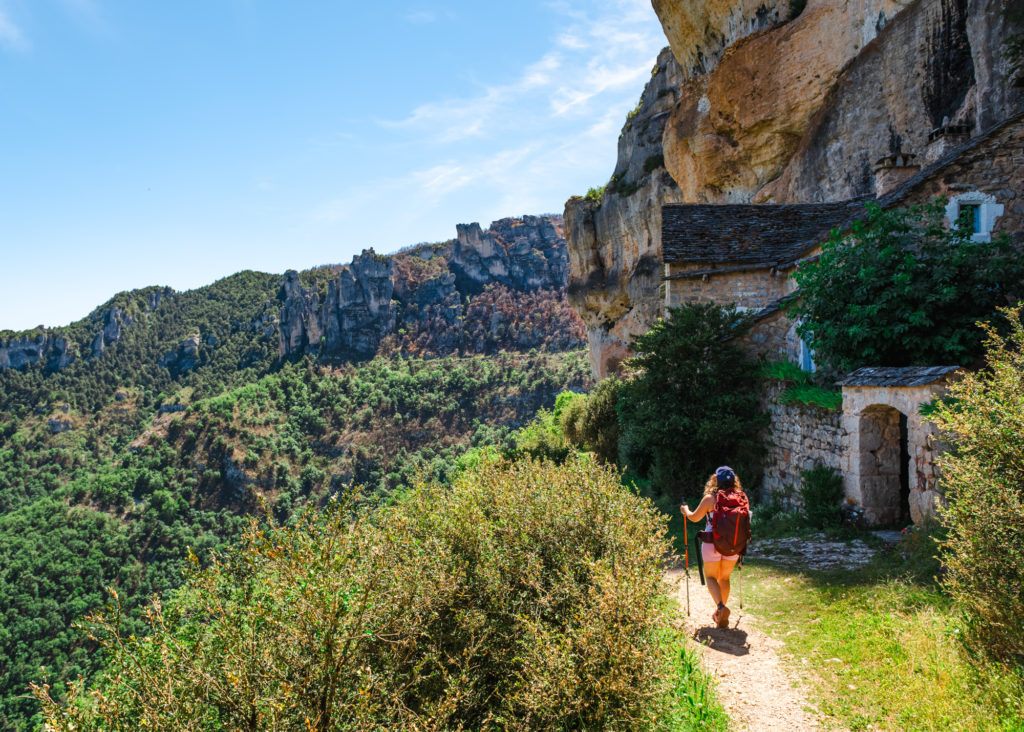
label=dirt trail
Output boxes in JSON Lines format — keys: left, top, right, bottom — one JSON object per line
{"left": 666, "top": 568, "right": 830, "bottom": 731}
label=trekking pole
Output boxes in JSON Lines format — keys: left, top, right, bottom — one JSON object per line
{"left": 737, "top": 554, "right": 744, "bottom": 610}
{"left": 683, "top": 513, "right": 690, "bottom": 617}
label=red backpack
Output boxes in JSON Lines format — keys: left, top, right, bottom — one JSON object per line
{"left": 711, "top": 488, "right": 751, "bottom": 557}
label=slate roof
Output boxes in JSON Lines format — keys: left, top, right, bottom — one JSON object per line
{"left": 836, "top": 366, "right": 960, "bottom": 387}
{"left": 661, "top": 199, "right": 871, "bottom": 265}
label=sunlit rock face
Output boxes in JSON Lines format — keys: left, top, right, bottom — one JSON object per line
{"left": 652, "top": 0, "right": 787, "bottom": 79}
{"left": 279, "top": 216, "right": 582, "bottom": 362}
{"left": 564, "top": 47, "right": 684, "bottom": 378}
{"left": 279, "top": 251, "right": 396, "bottom": 361}
{"left": 756, "top": 0, "right": 1020, "bottom": 202}
{"left": 660, "top": 0, "right": 914, "bottom": 204}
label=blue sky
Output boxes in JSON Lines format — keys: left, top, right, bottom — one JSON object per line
{"left": 0, "top": 1, "right": 666, "bottom": 331}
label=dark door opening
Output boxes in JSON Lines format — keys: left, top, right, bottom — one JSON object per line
{"left": 899, "top": 413, "right": 911, "bottom": 524}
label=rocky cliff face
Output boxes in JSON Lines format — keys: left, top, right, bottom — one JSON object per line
{"left": 566, "top": 0, "right": 1023, "bottom": 375}
{"left": 450, "top": 215, "right": 569, "bottom": 294}
{"left": 0, "top": 333, "right": 73, "bottom": 371}
{"left": 279, "top": 215, "right": 585, "bottom": 362}
{"left": 0, "top": 286, "right": 173, "bottom": 372}
{"left": 757, "top": 0, "right": 1021, "bottom": 202}
{"left": 564, "top": 47, "right": 685, "bottom": 377}
{"left": 279, "top": 251, "right": 397, "bottom": 360}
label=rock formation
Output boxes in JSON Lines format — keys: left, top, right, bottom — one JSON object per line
{"left": 278, "top": 216, "right": 585, "bottom": 362}
{"left": 323, "top": 250, "right": 397, "bottom": 359}
{"left": 564, "top": 47, "right": 685, "bottom": 377}
{"left": 565, "top": 0, "right": 1024, "bottom": 376}
{"left": 0, "top": 333, "right": 73, "bottom": 371}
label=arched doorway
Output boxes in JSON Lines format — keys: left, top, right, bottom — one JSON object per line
{"left": 839, "top": 366, "right": 960, "bottom": 526}
{"left": 857, "top": 405, "right": 911, "bottom": 526}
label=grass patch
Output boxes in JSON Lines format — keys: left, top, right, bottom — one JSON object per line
{"left": 657, "top": 629, "right": 730, "bottom": 731}
{"left": 741, "top": 536, "right": 1024, "bottom": 731}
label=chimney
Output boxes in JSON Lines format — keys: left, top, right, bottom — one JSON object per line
{"left": 924, "top": 117, "right": 971, "bottom": 165}
{"left": 873, "top": 145, "right": 920, "bottom": 196}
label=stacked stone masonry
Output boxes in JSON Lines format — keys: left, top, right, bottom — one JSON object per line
{"left": 665, "top": 265, "right": 793, "bottom": 310}
{"left": 760, "top": 381, "right": 844, "bottom": 505}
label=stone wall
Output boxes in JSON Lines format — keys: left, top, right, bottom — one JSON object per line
{"left": 760, "top": 381, "right": 845, "bottom": 501}
{"left": 665, "top": 263, "right": 794, "bottom": 310}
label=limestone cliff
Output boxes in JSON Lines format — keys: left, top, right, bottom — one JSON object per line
{"left": 278, "top": 250, "right": 397, "bottom": 360}
{"left": 278, "top": 216, "right": 585, "bottom": 362}
{"left": 566, "top": 0, "right": 1023, "bottom": 375}
{"left": 564, "top": 47, "right": 684, "bottom": 377}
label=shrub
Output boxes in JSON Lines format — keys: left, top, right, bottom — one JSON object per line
{"left": 931, "top": 305, "right": 1024, "bottom": 666}
{"left": 561, "top": 377, "right": 622, "bottom": 464}
{"left": 617, "top": 304, "right": 767, "bottom": 502}
{"left": 799, "top": 466, "right": 844, "bottom": 529}
{"left": 643, "top": 154, "right": 665, "bottom": 175}
{"left": 584, "top": 185, "right": 605, "bottom": 202}
{"left": 36, "top": 458, "right": 685, "bottom": 730}
{"left": 790, "top": 200, "right": 1024, "bottom": 371}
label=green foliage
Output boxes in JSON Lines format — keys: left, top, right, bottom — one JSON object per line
{"left": 0, "top": 350, "right": 591, "bottom": 728}
{"left": 643, "top": 154, "right": 665, "bottom": 174}
{"left": 617, "top": 304, "right": 768, "bottom": 502}
{"left": 776, "top": 384, "right": 842, "bottom": 411}
{"left": 606, "top": 172, "right": 642, "bottom": 198}
{"left": 764, "top": 360, "right": 842, "bottom": 410}
{"left": 37, "top": 457, "right": 699, "bottom": 730}
{"left": 790, "top": 200, "right": 1024, "bottom": 371}
{"left": 931, "top": 305, "right": 1024, "bottom": 666}
{"left": 799, "top": 466, "right": 844, "bottom": 529}
{"left": 560, "top": 376, "right": 623, "bottom": 464}
{"left": 584, "top": 185, "right": 605, "bottom": 202}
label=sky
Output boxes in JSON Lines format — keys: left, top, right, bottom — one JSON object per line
{"left": 0, "top": 0, "right": 667, "bottom": 331}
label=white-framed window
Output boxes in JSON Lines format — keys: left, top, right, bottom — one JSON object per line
{"left": 945, "top": 192, "right": 1004, "bottom": 243}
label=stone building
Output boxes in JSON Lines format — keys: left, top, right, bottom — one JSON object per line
{"left": 660, "top": 110, "right": 1024, "bottom": 525}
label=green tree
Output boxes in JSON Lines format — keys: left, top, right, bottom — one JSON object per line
{"left": 616, "top": 304, "right": 767, "bottom": 500}
{"left": 931, "top": 305, "right": 1024, "bottom": 666}
{"left": 791, "top": 200, "right": 1024, "bottom": 371}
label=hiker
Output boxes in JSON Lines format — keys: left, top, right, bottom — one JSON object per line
{"left": 681, "top": 466, "right": 750, "bottom": 628}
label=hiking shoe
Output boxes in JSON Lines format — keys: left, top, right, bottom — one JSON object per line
{"left": 716, "top": 603, "right": 730, "bottom": 628}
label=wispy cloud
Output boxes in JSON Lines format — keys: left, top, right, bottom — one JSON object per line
{"left": 60, "top": 0, "right": 112, "bottom": 37}
{"left": 313, "top": 0, "right": 666, "bottom": 246}
{"left": 384, "top": 0, "right": 663, "bottom": 142}
{"left": 0, "top": 5, "right": 29, "bottom": 52}
{"left": 403, "top": 8, "right": 455, "bottom": 25}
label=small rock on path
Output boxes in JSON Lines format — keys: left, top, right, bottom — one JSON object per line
{"left": 666, "top": 568, "right": 832, "bottom": 731}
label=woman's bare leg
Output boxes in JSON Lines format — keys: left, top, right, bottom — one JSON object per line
{"left": 717, "top": 560, "right": 737, "bottom": 605}
{"left": 704, "top": 561, "right": 724, "bottom": 617}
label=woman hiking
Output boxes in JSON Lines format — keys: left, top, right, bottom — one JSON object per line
{"left": 681, "top": 466, "right": 750, "bottom": 629}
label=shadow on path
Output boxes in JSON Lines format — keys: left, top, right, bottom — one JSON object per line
{"left": 694, "top": 624, "right": 750, "bottom": 657}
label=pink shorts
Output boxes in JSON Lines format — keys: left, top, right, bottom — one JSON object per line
{"left": 701, "top": 542, "right": 739, "bottom": 564}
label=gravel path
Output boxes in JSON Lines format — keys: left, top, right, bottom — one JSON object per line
{"left": 666, "top": 568, "right": 831, "bottom": 731}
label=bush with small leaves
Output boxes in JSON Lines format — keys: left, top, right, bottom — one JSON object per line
{"left": 36, "top": 457, "right": 711, "bottom": 731}
{"left": 931, "top": 305, "right": 1024, "bottom": 666}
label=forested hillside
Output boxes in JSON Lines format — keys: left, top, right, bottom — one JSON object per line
{"left": 0, "top": 216, "right": 591, "bottom": 729}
